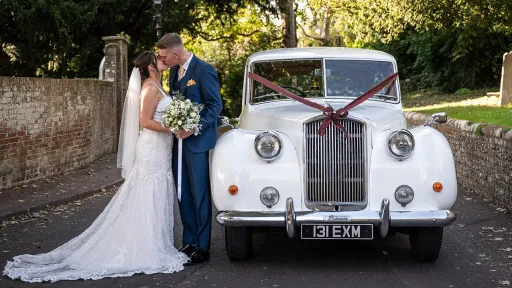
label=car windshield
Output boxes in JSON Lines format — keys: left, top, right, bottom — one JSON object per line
{"left": 325, "top": 59, "right": 397, "bottom": 99}
{"left": 250, "top": 59, "right": 397, "bottom": 104}
{"left": 251, "top": 60, "right": 323, "bottom": 104}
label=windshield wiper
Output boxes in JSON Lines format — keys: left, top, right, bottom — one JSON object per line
{"left": 372, "top": 93, "right": 397, "bottom": 101}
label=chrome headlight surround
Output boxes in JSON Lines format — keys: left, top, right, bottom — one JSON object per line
{"left": 254, "top": 131, "right": 282, "bottom": 162}
{"left": 387, "top": 129, "right": 415, "bottom": 160}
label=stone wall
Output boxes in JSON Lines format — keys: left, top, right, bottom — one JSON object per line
{"left": 0, "top": 77, "right": 116, "bottom": 190}
{"left": 405, "top": 112, "right": 512, "bottom": 212}
{"left": 103, "top": 36, "right": 129, "bottom": 145}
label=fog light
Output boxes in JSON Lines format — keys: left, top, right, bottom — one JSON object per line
{"left": 395, "top": 185, "right": 414, "bottom": 206}
{"left": 433, "top": 182, "right": 443, "bottom": 192}
{"left": 228, "top": 185, "right": 238, "bottom": 195}
{"left": 260, "top": 187, "right": 279, "bottom": 207}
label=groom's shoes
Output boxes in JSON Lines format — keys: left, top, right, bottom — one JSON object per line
{"left": 184, "top": 249, "right": 210, "bottom": 266}
{"left": 178, "top": 245, "right": 195, "bottom": 257}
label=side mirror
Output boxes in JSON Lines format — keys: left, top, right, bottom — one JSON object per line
{"left": 217, "top": 116, "right": 238, "bottom": 129}
{"left": 424, "top": 112, "right": 447, "bottom": 127}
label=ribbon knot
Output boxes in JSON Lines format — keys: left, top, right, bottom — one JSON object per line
{"left": 319, "top": 109, "right": 349, "bottom": 137}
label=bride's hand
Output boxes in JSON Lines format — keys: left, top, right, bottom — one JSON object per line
{"left": 175, "top": 129, "right": 194, "bottom": 139}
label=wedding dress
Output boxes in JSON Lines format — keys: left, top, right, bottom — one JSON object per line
{"left": 3, "top": 84, "right": 188, "bottom": 283}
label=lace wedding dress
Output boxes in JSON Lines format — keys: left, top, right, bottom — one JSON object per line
{"left": 3, "top": 86, "right": 188, "bottom": 283}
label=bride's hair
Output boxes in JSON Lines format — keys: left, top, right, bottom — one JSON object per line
{"left": 135, "top": 51, "right": 159, "bottom": 82}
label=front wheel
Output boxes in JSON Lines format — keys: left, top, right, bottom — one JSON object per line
{"left": 225, "top": 226, "right": 252, "bottom": 261}
{"left": 409, "top": 227, "right": 443, "bottom": 262}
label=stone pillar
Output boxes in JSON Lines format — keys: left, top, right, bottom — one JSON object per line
{"left": 102, "top": 36, "right": 129, "bottom": 150}
{"left": 499, "top": 51, "right": 512, "bottom": 107}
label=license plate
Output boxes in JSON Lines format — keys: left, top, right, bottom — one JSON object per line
{"left": 301, "top": 224, "right": 373, "bottom": 240}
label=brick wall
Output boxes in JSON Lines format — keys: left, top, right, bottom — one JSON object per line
{"left": 405, "top": 112, "right": 512, "bottom": 212}
{"left": 0, "top": 77, "right": 117, "bottom": 190}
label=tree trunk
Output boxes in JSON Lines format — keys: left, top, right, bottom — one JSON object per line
{"left": 278, "top": 0, "right": 297, "bottom": 48}
{"left": 322, "top": 4, "right": 331, "bottom": 45}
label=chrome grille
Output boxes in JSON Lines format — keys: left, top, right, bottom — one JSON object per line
{"left": 304, "top": 118, "right": 366, "bottom": 205}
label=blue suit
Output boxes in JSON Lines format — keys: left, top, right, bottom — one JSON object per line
{"left": 169, "top": 55, "right": 223, "bottom": 251}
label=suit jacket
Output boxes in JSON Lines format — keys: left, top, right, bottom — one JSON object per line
{"left": 169, "top": 55, "right": 223, "bottom": 153}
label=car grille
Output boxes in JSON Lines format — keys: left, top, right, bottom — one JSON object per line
{"left": 304, "top": 118, "right": 366, "bottom": 204}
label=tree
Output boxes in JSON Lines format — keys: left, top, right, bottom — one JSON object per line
{"left": 0, "top": 0, "right": 270, "bottom": 78}
{"left": 192, "top": 0, "right": 297, "bottom": 48}
{"left": 278, "top": 0, "right": 297, "bottom": 48}
{"left": 295, "top": 0, "right": 512, "bottom": 91}
{"left": 182, "top": 4, "right": 281, "bottom": 117}
{"left": 297, "top": 0, "right": 335, "bottom": 46}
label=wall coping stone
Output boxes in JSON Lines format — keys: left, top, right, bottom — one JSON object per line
{"left": 0, "top": 76, "right": 112, "bottom": 85}
{"left": 404, "top": 111, "right": 512, "bottom": 140}
{"left": 101, "top": 36, "right": 130, "bottom": 44}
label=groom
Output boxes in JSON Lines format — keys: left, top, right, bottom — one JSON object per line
{"left": 157, "top": 33, "right": 223, "bottom": 265}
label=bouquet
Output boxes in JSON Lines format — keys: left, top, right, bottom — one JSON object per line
{"left": 161, "top": 94, "right": 203, "bottom": 132}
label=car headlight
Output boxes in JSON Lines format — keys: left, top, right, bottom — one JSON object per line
{"left": 254, "top": 131, "right": 282, "bottom": 162}
{"left": 387, "top": 129, "right": 415, "bottom": 160}
{"left": 395, "top": 185, "right": 414, "bottom": 206}
{"left": 260, "top": 187, "right": 280, "bottom": 207}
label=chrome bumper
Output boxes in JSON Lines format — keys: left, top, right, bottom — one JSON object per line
{"left": 216, "top": 198, "right": 457, "bottom": 238}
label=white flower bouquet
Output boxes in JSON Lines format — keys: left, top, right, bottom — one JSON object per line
{"left": 161, "top": 95, "right": 203, "bottom": 132}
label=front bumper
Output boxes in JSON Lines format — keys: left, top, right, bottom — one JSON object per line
{"left": 216, "top": 198, "right": 457, "bottom": 238}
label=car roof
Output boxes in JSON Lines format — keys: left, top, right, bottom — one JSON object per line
{"left": 247, "top": 47, "right": 396, "bottom": 64}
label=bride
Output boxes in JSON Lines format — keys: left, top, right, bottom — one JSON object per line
{"left": 3, "top": 51, "right": 189, "bottom": 283}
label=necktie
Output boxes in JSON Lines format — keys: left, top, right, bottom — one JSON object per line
{"left": 179, "top": 67, "right": 185, "bottom": 80}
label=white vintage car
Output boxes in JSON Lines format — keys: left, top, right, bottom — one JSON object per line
{"left": 212, "top": 47, "right": 457, "bottom": 262}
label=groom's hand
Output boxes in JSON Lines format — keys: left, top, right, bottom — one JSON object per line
{"left": 176, "top": 129, "right": 194, "bottom": 139}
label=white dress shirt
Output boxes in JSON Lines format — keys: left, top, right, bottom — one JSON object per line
{"left": 179, "top": 53, "right": 194, "bottom": 80}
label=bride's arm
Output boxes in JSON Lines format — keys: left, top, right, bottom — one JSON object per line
{"left": 140, "top": 85, "right": 172, "bottom": 133}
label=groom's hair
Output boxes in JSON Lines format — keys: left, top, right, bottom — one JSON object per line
{"left": 156, "top": 33, "right": 183, "bottom": 49}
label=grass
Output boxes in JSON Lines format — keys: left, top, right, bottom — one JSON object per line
{"left": 402, "top": 88, "right": 512, "bottom": 128}
{"left": 413, "top": 106, "right": 512, "bottom": 127}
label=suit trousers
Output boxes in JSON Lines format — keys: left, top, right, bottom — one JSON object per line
{"left": 172, "top": 141, "right": 212, "bottom": 251}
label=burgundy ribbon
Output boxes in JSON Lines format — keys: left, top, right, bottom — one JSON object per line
{"left": 248, "top": 72, "right": 399, "bottom": 137}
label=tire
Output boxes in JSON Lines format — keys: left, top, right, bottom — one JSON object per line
{"left": 225, "top": 226, "right": 252, "bottom": 261}
{"left": 409, "top": 227, "right": 443, "bottom": 262}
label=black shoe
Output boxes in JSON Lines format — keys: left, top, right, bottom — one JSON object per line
{"left": 178, "top": 245, "right": 195, "bottom": 257}
{"left": 184, "top": 249, "right": 210, "bottom": 266}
